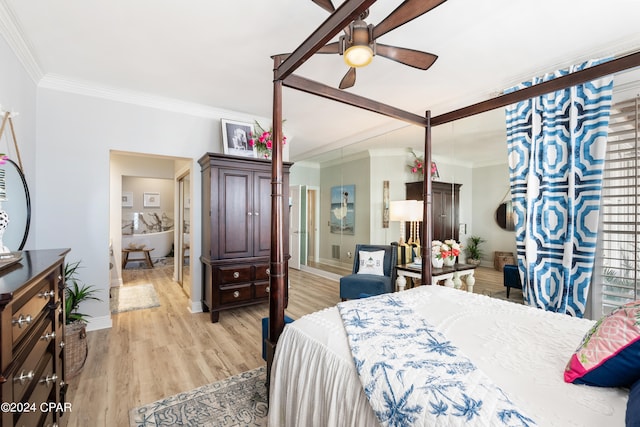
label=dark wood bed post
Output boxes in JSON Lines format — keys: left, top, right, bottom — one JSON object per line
{"left": 422, "top": 111, "right": 432, "bottom": 286}
{"left": 266, "top": 55, "right": 285, "bottom": 379}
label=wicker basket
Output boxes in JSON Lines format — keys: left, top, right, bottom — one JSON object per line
{"left": 494, "top": 251, "right": 515, "bottom": 272}
{"left": 65, "top": 321, "right": 88, "bottom": 378}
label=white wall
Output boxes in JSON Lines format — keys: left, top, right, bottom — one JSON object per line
{"left": 0, "top": 35, "right": 37, "bottom": 250}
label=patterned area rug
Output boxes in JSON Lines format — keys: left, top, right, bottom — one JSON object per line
{"left": 129, "top": 367, "right": 268, "bottom": 427}
{"left": 111, "top": 283, "right": 160, "bottom": 313}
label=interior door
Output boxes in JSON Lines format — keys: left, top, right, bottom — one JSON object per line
{"left": 289, "top": 185, "right": 301, "bottom": 270}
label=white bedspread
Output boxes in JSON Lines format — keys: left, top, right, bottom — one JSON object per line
{"left": 268, "top": 285, "right": 628, "bottom": 426}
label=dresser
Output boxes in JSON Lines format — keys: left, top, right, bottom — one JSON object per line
{"left": 199, "top": 153, "right": 291, "bottom": 323}
{"left": 0, "top": 249, "right": 70, "bottom": 427}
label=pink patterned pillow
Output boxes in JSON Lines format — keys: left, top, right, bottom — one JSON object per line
{"left": 565, "top": 300, "right": 640, "bottom": 387}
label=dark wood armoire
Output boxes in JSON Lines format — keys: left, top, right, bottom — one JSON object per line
{"left": 199, "top": 153, "right": 292, "bottom": 323}
{"left": 406, "top": 180, "right": 462, "bottom": 242}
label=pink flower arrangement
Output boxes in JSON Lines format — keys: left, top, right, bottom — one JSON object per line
{"left": 432, "top": 239, "right": 461, "bottom": 260}
{"left": 408, "top": 150, "right": 439, "bottom": 179}
{"left": 0, "top": 154, "right": 7, "bottom": 165}
{"left": 249, "top": 121, "right": 287, "bottom": 159}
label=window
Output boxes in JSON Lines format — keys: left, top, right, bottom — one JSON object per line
{"left": 600, "top": 97, "right": 640, "bottom": 315}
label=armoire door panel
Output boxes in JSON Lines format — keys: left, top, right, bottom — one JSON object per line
{"left": 219, "top": 170, "right": 252, "bottom": 258}
{"left": 254, "top": 173, "right": 272, "bottom": 257}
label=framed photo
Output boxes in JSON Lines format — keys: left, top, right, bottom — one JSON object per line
{"left": 221, "top": 119, "right": 256, "bottom": 158}
{"left": 143, "top": 192, "right": 161, "bottom": 208}
{"left": 122, "top": 191, "right": 133, "bottom": 208}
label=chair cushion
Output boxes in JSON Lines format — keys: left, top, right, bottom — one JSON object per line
{"left": 564, "top": 300, "right": 640, "bottom": 387}
{"left": 340, "top": 274, "right": 391, "bottom": 300}
{"left": 357, "top": 250, "right": 385, "bottom": 276}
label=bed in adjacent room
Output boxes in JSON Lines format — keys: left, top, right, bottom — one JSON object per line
{"left": 268, "top": 286, "right": 628, "bottom": 426}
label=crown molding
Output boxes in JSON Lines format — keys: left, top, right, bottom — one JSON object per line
{"left": 0, "top": 0, "right": 43, "bottom": 83}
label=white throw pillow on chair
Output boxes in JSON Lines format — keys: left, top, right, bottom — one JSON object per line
{"left": 357, "top": 250, "right": 385, "bottom": 276}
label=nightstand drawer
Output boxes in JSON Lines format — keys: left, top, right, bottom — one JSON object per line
{"left": 217, "top": 266, "right": 252, "bottom": 284}
{"left": 13, "top": 318, "right": 53, "bottom": 403}
{"left": 219, "top": 284, "right": 252, "bottom": 304}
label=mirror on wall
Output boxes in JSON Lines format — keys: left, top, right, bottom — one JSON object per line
{"left": 495, "top": 201, "right": 515, "bottom": 231}
{"left": 0, "top": 159, "right": 30, "bottom": 251}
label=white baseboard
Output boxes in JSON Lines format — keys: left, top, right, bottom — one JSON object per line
{"left": 189, "top": 300, "right": 203, "bottom": 313}
{"left": 85, "top": 315, "right": 112, "bottom": 332}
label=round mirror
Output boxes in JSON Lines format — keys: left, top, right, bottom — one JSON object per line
{"left": 495, "top": 201, "right": 515, "bottom": 231}
{"left": 1, "top": 159, "right": 31, "bottom": 250}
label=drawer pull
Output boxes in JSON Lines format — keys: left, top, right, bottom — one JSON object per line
{"left": 233, "top": 290, "right": 240, "bottom": 298}
{"left": 266, "top": 268, "right": 270, "bottom": 275}
{"left": 254, "top": 212, "right": 260, "bottom": 216}
{"left": 265, "top": 286, "right": 270, "bottom": 293}
{"left": 58, "top": 274, "right": 62, "bottom": 281}
{"left": 12, "top": 314, "right": 32, "bottom": 328}
{"left": 41, "top": 331, "right": 56, "bottom": 341}
{"left": 14, "top": 370, "right": 34, "bottom": 384}
{"left": 59, "top": 341, "right": 65, "bottom": 349}
{"left": 40, "top": 373, "right": 58, "bottom": 385}
{"left": 233, "top": 272, "right": 240, "bottom": 279}
{"left": 247, "top": 212, "right": 253, "bottom": 216}
{"left": 38, "top": 289, "right": 56, "bottom": 298}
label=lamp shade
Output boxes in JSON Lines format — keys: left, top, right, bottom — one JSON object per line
{"left": 389, "top": 200, "right": 423, "bottom": 222}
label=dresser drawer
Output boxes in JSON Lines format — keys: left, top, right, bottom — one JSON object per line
{"left": 217, "top": 266, "right": 252, "bottom": 284}
{"left": 15, "top": 354, "right": 55, "bottom": 427}
{"left": 219, "top": 284, "right": 252, "bottom": 304}
{"left": 12, "top": 318, "right": 53, "bottom": 403}
{"left": 254, "top": 264, "right": 270, "bottom": 280}
{"left": 254, "top": 282, "right": 270, "bottom": 299}
{"left": 12, "top": 280, "right": 53, "bottom": 346}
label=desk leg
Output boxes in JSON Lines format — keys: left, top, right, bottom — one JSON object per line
{"left": 396, "top": 275, "right": 406, "bottom": 292}
{"left": 465, "top": 272, "right": 475, "bottom": 293}
{"left": 144, "top": 251, "right": 154, "bottom": 268}
{"left": 453, "top": 272, "right": 462, "bottom": 290}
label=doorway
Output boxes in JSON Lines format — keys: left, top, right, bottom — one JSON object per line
{"left": 177, "top": 172, "right": 191, "bottom": 296}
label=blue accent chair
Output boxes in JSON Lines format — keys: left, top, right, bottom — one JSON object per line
{"left": 503, "top": 264, "right": 523, "bottom": 298}
{"left": 339, "top": 244, "right": 398, "bottom": 301}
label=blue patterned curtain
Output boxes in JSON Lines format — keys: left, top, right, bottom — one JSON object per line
{"left": 505, "top": 59, "right": 614, "bottom": 317}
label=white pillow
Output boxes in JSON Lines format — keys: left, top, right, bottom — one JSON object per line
{"left": 357, "top": 250, "right": 385, "bottom": 276}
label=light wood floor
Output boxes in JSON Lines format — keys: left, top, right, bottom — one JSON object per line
{"left": 64, "top": 264, "right": 515, "bottom": 426}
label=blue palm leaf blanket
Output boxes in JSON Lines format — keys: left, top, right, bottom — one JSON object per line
{"left": 337, "top": 294, "right": 537, "bottom": 427}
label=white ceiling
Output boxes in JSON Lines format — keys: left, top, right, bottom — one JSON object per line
{"left": 3, "top": 0, "right": 640, "bottom": 165}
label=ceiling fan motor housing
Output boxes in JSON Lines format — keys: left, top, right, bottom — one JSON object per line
{"left": 342, "top": 20, "right": 375, "bottom": 67}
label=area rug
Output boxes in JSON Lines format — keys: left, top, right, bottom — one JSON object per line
{"left": 129, "top": 366, "right": 267, "bottom": 427}
{"left": 111, "top": 284, "right": 160, "bottom": 313}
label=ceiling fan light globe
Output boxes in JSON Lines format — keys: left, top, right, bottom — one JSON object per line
{"left": 344, "top": 45, "right": 373, "bottom": 68}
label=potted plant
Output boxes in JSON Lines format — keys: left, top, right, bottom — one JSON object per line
{"left": 64, "top": 260, "right": 101, "bottom": 378}
{"left": 465, "top": 235, "right": 485, "bottom": 266}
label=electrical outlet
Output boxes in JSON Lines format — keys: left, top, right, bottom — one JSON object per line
{"left": 347, "top": 251, "right": 352, "bottom": 258}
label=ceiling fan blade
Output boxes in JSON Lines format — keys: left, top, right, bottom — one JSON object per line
{"left": 376, "top": 44, "right": 438, "bottom": 70}
{"left": 373, "top": 0, "right": 447, "bottom": 39}
{"left": 339, "top": 68, "right": 356, "bottom": 89}
{"left": 316, "top": 42, "right": 341, "bottom": 54}
{"left": 312, "top": 0, "right": 335, "bottom": 13}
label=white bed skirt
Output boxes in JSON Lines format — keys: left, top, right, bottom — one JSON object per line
{"left": 268, "top": 285, "right": 628, "bottom": 426}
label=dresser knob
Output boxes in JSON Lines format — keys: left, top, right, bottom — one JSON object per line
{"left": 40, "top": 373, "right": 58, "bottom": 385}
{"left": 247, "top": 212, "right": 253, "bottom": 216}
{"left": 41, "top": 331, "right": 56, "bottom": 341}
{"left": 233, "top": 291, "right": 240, "bottom": 298}
{"left": 38, "top": 289, "right": 56, "bottom": 298}
{"left": 14, "top": 370, "right": 34, "bottom": 384}
{"left": 12, "top": 314, "right": 32, "bottom": 328}
{"left": 59, "top": 341, "right": 65, "bottom": 348}
{"left": 254, "top": 212, "right": 260, "bottom": 216}
{"left": 266, "top": 268, "right": 270, "bottom": 275}
{"left": 265, "top": 286, "right": 270, "bottom": 293}
{"left": 233, "top": 272, "right": 240, "bottom": 279}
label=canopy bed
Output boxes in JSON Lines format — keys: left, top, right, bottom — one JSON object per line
{"left": 265, "top": 0, "right": 640, "bottom": 424}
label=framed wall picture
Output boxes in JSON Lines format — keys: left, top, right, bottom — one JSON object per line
{"left": 330, "top": 184, "right": 355, "bottom": 235}
{"left": 143, "top": 192, "right": 161, "bottom": 208}
{"left": 221, "top": 119, "right": 256, "bottom": 158}
{"left": 122, "top": 191, "right": 133, "bottom": 208}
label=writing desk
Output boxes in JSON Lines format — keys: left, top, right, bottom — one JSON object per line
{"left": 395, "top": 263, "right": 477, "bottom": 292}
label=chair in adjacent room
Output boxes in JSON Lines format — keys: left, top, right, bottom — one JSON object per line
{"left": 339, "top": 244, "right": 398, "bottom": 301}
{"left": 503, "top": 264, "right": 523, "bottom": 298}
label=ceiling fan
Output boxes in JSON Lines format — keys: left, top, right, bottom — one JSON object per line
{"left": 312, "top": 0, "right": 447, "bottom": 89}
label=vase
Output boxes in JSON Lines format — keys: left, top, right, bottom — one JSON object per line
{"left": 432, "top": 257, "right": 443, "bottom": 268}
{"left": 443, "top": 256, "right": 455, "bottom": 267}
